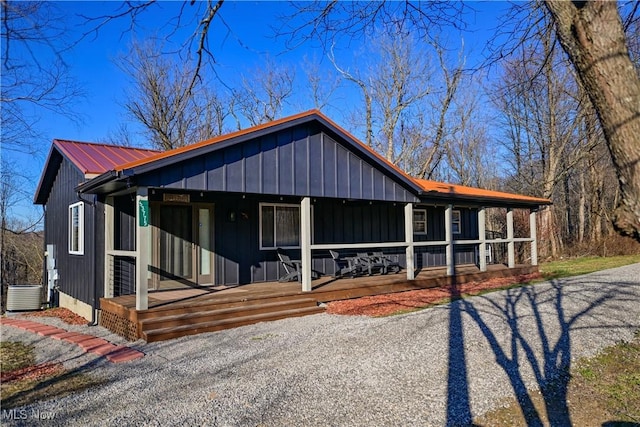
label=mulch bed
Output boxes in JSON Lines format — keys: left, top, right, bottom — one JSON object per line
{"left": 326, "top": 273, "right": 542, "bottom": 317}
{"left": 22, "top": 307, "right": 87, "bottom": 325}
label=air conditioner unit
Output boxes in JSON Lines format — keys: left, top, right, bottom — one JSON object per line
{"left": 6, "top": 285, "right": 42, "bottom": 311}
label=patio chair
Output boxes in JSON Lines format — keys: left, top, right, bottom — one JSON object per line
{"left": 329, "top": 250, "right": 364, "bottom": 278}
{"left": 372, "top": 251, "right": 401, "bottom": 274}
{"left": 356, "top": 252, "right": 385, "bottom": 275}
{"left": 277, "top": 250, "right": 320, "bottom": 283}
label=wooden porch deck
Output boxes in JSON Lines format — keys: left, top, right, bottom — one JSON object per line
{"left": 100, "top": 264, "right": 538, "bottom": 342}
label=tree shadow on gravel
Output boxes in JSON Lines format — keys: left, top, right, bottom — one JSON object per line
{"left": 445, "top": 277, "right": 640, "bottom": 426}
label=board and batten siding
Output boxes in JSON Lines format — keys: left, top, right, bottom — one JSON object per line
{"left": 135, "top": 123, "right": 419, "bottom": 203}
{"left": 44, "top": 156, "right": 103, "bottom": 306}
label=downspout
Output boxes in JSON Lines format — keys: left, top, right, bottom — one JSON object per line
{"left": 76, "top": 192, "right": 99, "bottom": 326}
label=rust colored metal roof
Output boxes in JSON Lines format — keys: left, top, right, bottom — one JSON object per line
{"left": 414, "top": 179, "right": 551, "bottom": 205}
{"left": 70, "top": 110, "right": 549, "bottom": 206}
{"left": 54, "top": 139, "right": 159, "bottom": 175}
{"left": 114, "top": 110, "right": 324, "bottom": 172}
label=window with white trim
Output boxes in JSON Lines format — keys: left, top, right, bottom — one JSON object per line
{"left": 69, "top": 202, "right": 84, "bottom": 255}
{"left": 452, "top": 209, "right": 462, "bottom": 234}
{"left": 260, "top": 203, "right": 300, "bottom": 249}
{"left": 413, "top": 209, "right": 427, "bottom": 234}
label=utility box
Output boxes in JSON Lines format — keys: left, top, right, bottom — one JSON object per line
{"left": 7, "top": 285, "right": 42, "bottom": 311}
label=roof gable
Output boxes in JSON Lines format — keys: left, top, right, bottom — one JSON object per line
{"left": 67, "top": 110, "right": 550, "bottom": 207}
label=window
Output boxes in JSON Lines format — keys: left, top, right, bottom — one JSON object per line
{"left": 260, "top": 203, "right": 300, "bottom": 249}
{"left": 413, "top": 209, "right": 427, "bottom": 234}
{"left": 69, "top": 202, "right": 84, "bottom": 255}
{"left": 452, "top": 210, "right": 462, "bottom": 234}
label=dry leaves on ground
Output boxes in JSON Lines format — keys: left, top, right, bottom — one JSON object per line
{"left": 1, "top": 362, "right": 65, "bottom": 383}
{"left": 326, "top": 273, "right": 541, "bottom": 317}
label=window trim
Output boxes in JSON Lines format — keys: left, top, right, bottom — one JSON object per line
{"left": 259, "top": 202, "right": 301, "bottom": 250}
{"left": 68, "top": 201, "right": 85, "bottom": 255}
{"left": 413, "top": 208, "right": 428, "bottom": 235}
{"left": 452, "top": 209, "right": 462, "bottom": 235}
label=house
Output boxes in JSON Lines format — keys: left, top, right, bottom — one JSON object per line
{"left": 34, "top": 110, "right": 550, "bottom": 339}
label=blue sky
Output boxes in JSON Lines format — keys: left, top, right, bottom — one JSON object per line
{"left": 5, "top": 1, "right": 508, "bottom": 222}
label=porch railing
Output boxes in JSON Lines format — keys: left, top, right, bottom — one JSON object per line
{"left": 105, "top": 250, "right": 137, "bottom": 299}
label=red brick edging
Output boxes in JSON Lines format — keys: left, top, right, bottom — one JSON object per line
{"left": 0, "top": 317, "right": 144, "bottom": 363}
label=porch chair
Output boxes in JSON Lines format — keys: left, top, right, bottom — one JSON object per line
{"left": 356, "top": 252, "right": 385, "bottom": 275}
{"left": 329, "top": 250, "right": 364, "bottom": 278}
{"left": 277, "top": 250, "right": 320, "bottom": 283}
{"left": 372, "top": 251, "right": 402, "bottom": 274}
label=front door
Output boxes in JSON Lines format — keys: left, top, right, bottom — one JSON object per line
{"left": 153, "top": 204, "right": 214, "bottom": 289}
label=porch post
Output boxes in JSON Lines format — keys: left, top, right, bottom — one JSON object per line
{"left": 300, "top": 197, "right": 312, "bottom": 292}
{"left": 506, "top": 208, "right": 515, "bottom": 268}
{"left": 104, "top": 196, "right": 114, "bottom": 298}
{"left": 404, "top": 202, "right": 415, "bottom": 280}
{"left": 478, "top": 206, "right": 487, "bottom": 272}
{"left": 530, "top": 209, "right": 538, "bottom": 266}
{"left": 445, "top": 204, "right": 454, "bottom": 276}
{"left": 135, "top": 187, "right": 149, "bottom": 310}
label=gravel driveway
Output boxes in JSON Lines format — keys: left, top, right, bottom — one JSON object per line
{"left": 2, "top": 263, "right": 639, "bottom": 426}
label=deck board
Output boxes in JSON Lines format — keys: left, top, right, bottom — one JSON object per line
{"left": 100, "top": 264, "right": 538, "bottom": 341}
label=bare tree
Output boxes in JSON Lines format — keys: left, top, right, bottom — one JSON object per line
{"left": 491, "top": 16, "right": 589, "bottom": 256}
{"left": 442, "top": 80, "right": 494, "bottom": 188}
{"left": 119, "top": 40, "right": 229, "bottom": 150}
{"left": 298, "top": 55, "right": 340, "bottom": 111}
{"left": 1, "top": 1, "right": 83, "bottom": 154}
{"left": 329, "top": 27, "right": 464, "bottom": 179}
{"left": 544, "top": 1, "right": 640, "bottom": 241}
{"left": 233, "top": 57, "right": 295, "bottom": 127}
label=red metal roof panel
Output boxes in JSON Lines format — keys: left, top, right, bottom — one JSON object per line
{"left": 54, "top": 140, "right": 159, "bottom": 174}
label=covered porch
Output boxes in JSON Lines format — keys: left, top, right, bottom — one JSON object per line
{"left": 102, "top": 186, "right": 540, "bottom": 311}
{"left": 100, "top": 263, "right": 538, "bottom": 342}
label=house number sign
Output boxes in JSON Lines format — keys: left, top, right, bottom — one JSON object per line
{"left": 138, "top": 200, "right": 149, "bottom": 227}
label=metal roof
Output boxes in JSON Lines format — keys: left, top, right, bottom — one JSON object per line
{"left": 38, "top": 112, "right": 551, "bottom": 207}
{"left": 414, "top": 179, "right": 551, "bottom": 206}
{"left": 53, "top": 139, "right": 159, "bottom": 175}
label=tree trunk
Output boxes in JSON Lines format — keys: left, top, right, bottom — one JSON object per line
{"left": 578, "top": 168, "right": 586, "bottom": 243}
{"left": 545, "top": 0, "right": 640, "bottom": 241}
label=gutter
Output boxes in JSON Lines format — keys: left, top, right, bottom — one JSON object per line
{"left": 75, "top": 170, "right": 120, "bottom": 194}
{"left": 418, "top": 191, "right": 552, "bottom": 208}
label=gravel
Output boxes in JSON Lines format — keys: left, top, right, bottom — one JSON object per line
{"left": 2, "top": 263, "right": 639, "bottom": 426}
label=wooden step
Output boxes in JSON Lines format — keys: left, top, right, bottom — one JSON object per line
{"left": 142, "top": 305, "right": 325, "bottom": 342}
{"left": 136, "top": 292, "right": 309, "bottom": 321}
{"left": 139, "top": 298, "right": 319, "bottom": 331}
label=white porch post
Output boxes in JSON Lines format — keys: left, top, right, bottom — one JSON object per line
{"left": 530, "top": 209, "right": 538, "bottom": 266}
{"left": 445, "top": 204, "right": 454, "bottom": 276}
{"left": 104, "top": 196, "right": 114, "bottom": 298}
{"left": 506, "top": 208, "right": 515, "bottom": 268}
{"left": 404, "top": 202, "right": 415, "bottom": 280}
{"left": 135, "top": 187, "right": 149, "bottom": 310}
{"left": 300, "top": 197, "right": 312, "bottom": 292}
{"left": 478, "top": 207, "right": 487, "bottom": 272}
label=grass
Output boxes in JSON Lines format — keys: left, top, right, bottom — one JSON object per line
{"left": 476, "top": 332, "right": 640, "bottom": 425}
{"left": 0, "top": 341, "right": 105, "bottom": 409}
{"left": 1, "top": 342, "right": 35, "bottom": 372}
{"left": 574, "top": 335, "right": 640, "bottom": 423}
{"left": 539, "top": 254, "right": 640, "bottom": 280}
